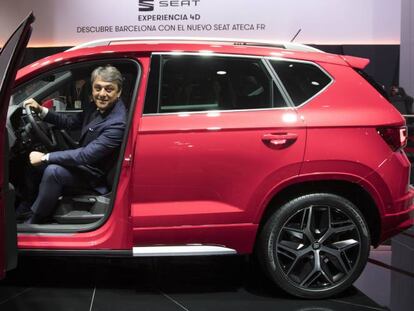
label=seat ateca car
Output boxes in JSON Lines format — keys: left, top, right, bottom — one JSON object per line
{"left": 1, "top": 14, "right": 413, "bottom": 299}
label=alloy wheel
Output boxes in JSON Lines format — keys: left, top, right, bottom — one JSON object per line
{"left": 275, "top": 205, "right": 361, "bottom": 290}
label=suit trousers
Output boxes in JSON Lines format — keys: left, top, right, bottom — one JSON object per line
{"left": 30, "top": 164, "right": 92, "bottom": 219}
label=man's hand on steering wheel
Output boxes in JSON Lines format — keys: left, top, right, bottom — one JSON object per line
{"left": 23, "top": 98, "right": 57, "bottom": 150}
{"left": 23, "top": 98, "right": 43, "bottom": 114}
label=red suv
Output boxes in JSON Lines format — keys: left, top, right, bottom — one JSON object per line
{"left": 1, "top": 14, "right": 413, "bottom": 299}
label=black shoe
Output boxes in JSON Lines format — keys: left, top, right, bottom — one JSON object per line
{"left": 24, "top": 213, "right": 45, "bottom": 224}
{"left": 15, "top": 208, "right": 33, "bottom": 221}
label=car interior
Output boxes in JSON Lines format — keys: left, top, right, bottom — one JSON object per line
{"left": 7, "top": 59, "right": 140, "bottom": 231}
{"left": 158, "top": 56, "right": 275, "bottom": 113}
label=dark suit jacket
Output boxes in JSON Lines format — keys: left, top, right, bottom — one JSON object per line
{"left": 44, "top": 99, "right": 127, "bottom": 193}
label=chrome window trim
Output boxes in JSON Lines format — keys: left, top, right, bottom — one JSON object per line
{"left": 143, "top": 106, "right": 296, "bottom": 117}
{"left": 152, "top": 51, "right": 266, "bottom": 59}
{"left": 143, "top": 52, "right": 333, "bottom": 116}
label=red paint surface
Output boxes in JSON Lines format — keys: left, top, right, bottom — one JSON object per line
{"left": 13, "top": 41, "right": 413, "bottom": 254}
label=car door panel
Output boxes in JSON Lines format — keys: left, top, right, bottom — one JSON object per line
{"left": 0, "top": 12, "right": 34, "bottom": 279}
{"left": 131, "top": 109, "right": 306, "bottom": 228}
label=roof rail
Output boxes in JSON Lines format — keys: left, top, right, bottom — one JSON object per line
{"left": 67, "top": 37, "right": 324, "bottom": 53}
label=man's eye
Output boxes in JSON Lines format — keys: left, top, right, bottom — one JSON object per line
{"left": 105, "top": 88, "right": 114, "bottom": 92}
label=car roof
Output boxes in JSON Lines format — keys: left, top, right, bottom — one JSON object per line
{"left": 67, "top": 37, "right": 324, "bottom": 53}
{"left": 16, "top": 38, "right": 368, "bottom": 82}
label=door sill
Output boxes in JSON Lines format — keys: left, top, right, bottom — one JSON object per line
{"left": 132, "top": 245, "right": 237, "bottom": 257}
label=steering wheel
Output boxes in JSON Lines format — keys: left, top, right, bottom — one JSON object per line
{"left": 25, "top": 105, "right": 57, "bottom": 149}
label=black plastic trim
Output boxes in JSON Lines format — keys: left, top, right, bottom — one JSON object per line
{"left": 19, "top": 249, "right": 132, "bottom": 257}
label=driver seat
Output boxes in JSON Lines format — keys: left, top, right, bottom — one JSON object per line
{"left": 52, "top": 166, "right": 116, "bottom": 224}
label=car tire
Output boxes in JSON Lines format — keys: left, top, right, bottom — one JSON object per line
{"left": 258, "top": 193, "right": 370, "bottom": 299}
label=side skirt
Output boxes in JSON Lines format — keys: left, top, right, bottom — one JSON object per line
{"left": 19, "top": 245, "right": 237, "bottom": 257}
{"left": 133, "top": 245, "right": 237, "bottom": 257}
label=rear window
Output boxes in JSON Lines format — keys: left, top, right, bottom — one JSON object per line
{"left": 270, "top": 60, "right": 332, "bottom": 106}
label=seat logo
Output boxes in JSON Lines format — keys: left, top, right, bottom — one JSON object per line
{"left": 139, "top": 0, "right": 202, "bottom": 11}
{"left": 139, "top": 0, "right": 154, "bottom": 12}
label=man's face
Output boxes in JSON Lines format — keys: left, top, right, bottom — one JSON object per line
{"left": 92, "top": 77, "right": 121, "bottom": 112}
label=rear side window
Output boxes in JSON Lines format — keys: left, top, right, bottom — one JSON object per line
{"left": 270, "top": 60, "right": 332, "bottom": 106}
{"left": 144, "top": 55, "right": 288, "bottom": 114}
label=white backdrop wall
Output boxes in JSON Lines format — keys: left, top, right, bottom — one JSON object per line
{"left": 0, "top": 0, "right": 401, "bottom": 47}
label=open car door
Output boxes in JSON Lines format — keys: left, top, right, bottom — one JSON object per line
{"left": 0, "top": 12, "right": 34, "bottom": 279}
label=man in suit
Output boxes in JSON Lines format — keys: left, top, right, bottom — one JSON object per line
{"left": 21, "top": 65, "right": 126, "bottom": 224}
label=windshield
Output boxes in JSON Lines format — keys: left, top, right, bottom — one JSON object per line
{"left": 10, "top": 80, "right": 49, "bottom": 105}
{"left": 10, "top": 71, "right": 71, "bottom": 106}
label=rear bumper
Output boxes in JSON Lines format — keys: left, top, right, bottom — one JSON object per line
{"left": 365, "top": 149, "right": 414, "bottom": 243}
{"left": 380, "top": 185, "right": 414, "bottom": 242}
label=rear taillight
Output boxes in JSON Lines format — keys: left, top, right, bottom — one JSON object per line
{"left": 377, "top": 126, "right": 407, "bottom": 151}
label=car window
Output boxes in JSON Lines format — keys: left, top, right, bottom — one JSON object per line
{"left": 270, "top": 60, "right": 332, "bottom": 106}
{"left": 11, "top": 61, "right": 139, "bottom": 112}
{"left": 10, "top": 71, "right": 71, "bottom": 107}
{"left": 10, "top": 70, "right": 90, "bottom": 111}
{"left": 144, "top": 55, "right": 287, "bottom": 114}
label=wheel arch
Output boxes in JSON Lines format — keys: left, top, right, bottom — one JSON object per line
{"left": 256, "top": 179, "right": 382, "bottom": 247}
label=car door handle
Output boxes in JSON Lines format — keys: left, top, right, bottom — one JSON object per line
{"left": 262, "top": 133, "right": 298, "bottom": 148}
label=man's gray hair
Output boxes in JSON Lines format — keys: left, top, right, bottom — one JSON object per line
{"left": 91, "top": 65, "right": 123, "bottom": 90}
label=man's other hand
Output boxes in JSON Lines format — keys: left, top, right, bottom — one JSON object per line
{"left": 30, "top": 151, "right": 45, "bottom": 166}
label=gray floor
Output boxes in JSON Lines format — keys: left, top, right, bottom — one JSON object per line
{"left": 354, "top": 227, "right": 414, "bottom": 311}
{"left": 1, "top": 227, "right": 413, "bottom": 311}
{"left": 355, "top": 246, "right": 392, "bottom": 308}
{"left": 0, "top": 254, "right": 389, "bottom": 311}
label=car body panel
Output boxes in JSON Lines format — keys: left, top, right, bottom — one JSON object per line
{"left": 298, "top": 62, "right": 405, "bottom": 127}
{"left": 131, "top": 108, "right": 306, "bottom": 245}
{"left": 296, "top": 61, "right": 411, "bottom": 245}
